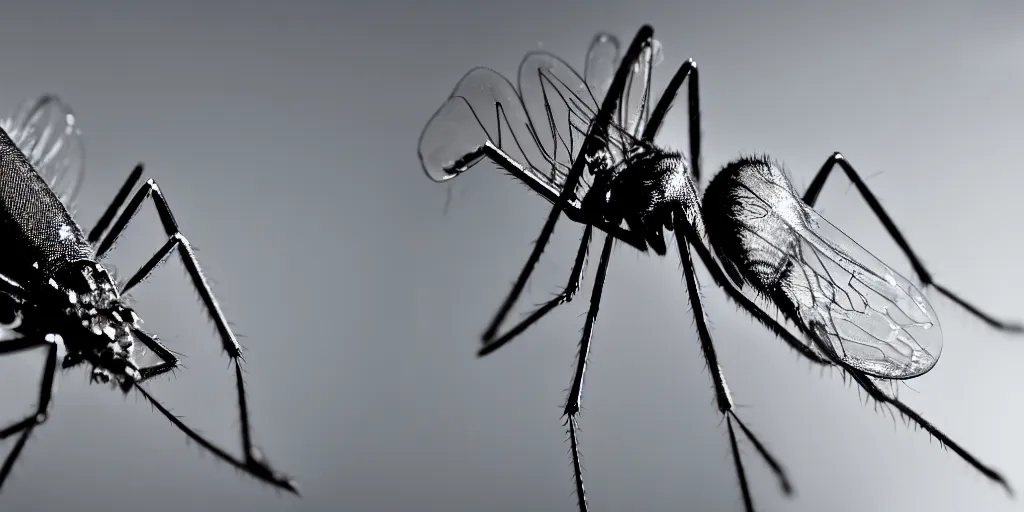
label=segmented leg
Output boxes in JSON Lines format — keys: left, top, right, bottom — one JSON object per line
{"left": 803, "top": 152, "right": 1023, "bottom": 332}
{"left": 563, "top": 234, "right": 615, "bottom": 512}
{"left": 676, "top": 231, "right": 794, "bottom": 512}
{"left": 480, "top": 225, "right": 592, "bottom": 356}
{"left": 88, "top": 171, "right": 297, "bottom": 493}
{"left": 0, "top": 336, "right": 58, "bottom": 490}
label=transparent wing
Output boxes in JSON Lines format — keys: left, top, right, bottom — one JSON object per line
{"left": 529, "top": 32, "right": 662, "bottom": 164}
{"left": 614, "top": 36, "right": 662, "bottom": 143}
{"left": 418, "top": 30, "right": 661, "bottom": 204}
{"left": 778, "top": 207, "right": 942, "bottom": 379}
{"left": 517, "top": 48, "right": 604, "bottom": 199}
{"left": 584, "top": 33, "right": 619, "bottom": 104}
{"left": 418, "top": 66, "right": 567, "bottom": 198}
{"left": 0, "top": 95, "right": 85, "bottom": 208}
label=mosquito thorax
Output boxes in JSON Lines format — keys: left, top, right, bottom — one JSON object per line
{"left": 583, "top": 144, "right": 697, "bottom": 255}
{"left": 701, "top": 155, "right": 803, "bottom": 290}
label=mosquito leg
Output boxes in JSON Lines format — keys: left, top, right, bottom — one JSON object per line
{"left": 643, "top": 59, "right": 702, "bottom": 184}
{"left": 132, "top": 328, "right": 180, "bottom": 382}
{"left": 0, "top": 336, "right": 58, "bottom": 491}
{"left": 481, "top": 34, "right": 660, "bottom": 347}
{"left": 802, "top": 152, "right": 1022, "bottom": 332}
{"left": 674, "top": 220, "right": 1010, "bottom": 494}
{"left": 562, "top": 234, "right": 614, "bottom": 512}
{"left": 90, "top": 177, "right": 297, "bottom": 493}
{"left": 566, "top": 415, "right": 586, "bottom": 512}
{"left": 474, "top": 29, "right": 660, "bottom": 352}
{"left": 454, "top": 143, "right": 563, "bottom": 206}
{"left": 86, "top": 163, "right": 145, "bottom": 245}
{"left": 475, "top": 144, "right": 647, "bottom": 349}
{"left": 480, "top": 200, "right": 568, "bottom": 349}
{"left": 676, "top": 235, "right": 792, "bottom": 511}
{"left": 469, "top": 143, "right": 599, "bottom": 350}
{"left": 452, "top": 144, "right": 643, "bottom": 249}
{"left": 94, "top": 179, "right": 239, "bottom": 355}
{"left": 844, "top": 364, "right": 1010, "bottom": 494}
{"left": 479, "top": 225, "right": 593, "bottom": 356}
{"left": 131, "top": 367, "right": 299, "bottom": 493}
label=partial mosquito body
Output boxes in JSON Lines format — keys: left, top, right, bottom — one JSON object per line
{"left": 0, "top": 95, "right": 296, "bottom": 493}
{"left": 419, "top": 25, "right": 1020, "bottom": 512}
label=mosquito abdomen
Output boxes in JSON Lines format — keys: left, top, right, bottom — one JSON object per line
{"left": 0, "top": 127, "right": 93, "bottom": 281}
{"left": 702, "top": 155, "right": 804, "bottom": 292}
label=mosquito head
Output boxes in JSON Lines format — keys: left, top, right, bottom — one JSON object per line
{"left": 76, "top": 305, "right": 142, "bottom": 396}
{"left": 52, "top": 325, "right": 139, "bottom": 394}
{"left": 45, "top": 261, "right": 139, "bottom": 349}
{"left": 35, "top": 261, "right": 144, "bottom": 392}
{"left": 65, "top": 299, "right": 140, "bottom": 364}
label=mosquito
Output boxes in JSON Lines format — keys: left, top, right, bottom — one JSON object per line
{"left": 0, "top": 94, "right": 297, "bottom": 494}
{"left": 417, "top": 24, "right": 1022, "bottom": 511}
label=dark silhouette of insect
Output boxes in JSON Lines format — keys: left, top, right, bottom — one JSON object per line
{"left": 0, "top": 95, "right": 297, "bottom": 494}
{"left": 418, "top": 25, "right": 1021, "bottom": 511}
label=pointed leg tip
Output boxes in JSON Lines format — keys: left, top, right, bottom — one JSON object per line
{"left": 263, "top": 469, "right": 301, "bottom": 496}
{"left": 477, "top": 341, "right": 500, "bottom": 357}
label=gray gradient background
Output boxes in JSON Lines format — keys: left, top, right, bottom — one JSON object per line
{"left": 0, "top": 1, "right": 1019, "bottom": 511}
